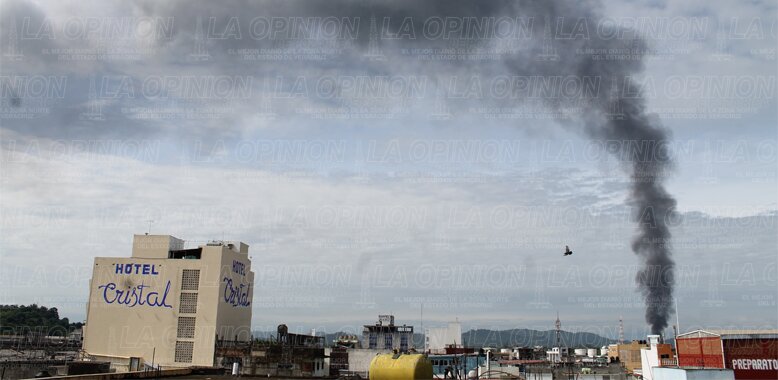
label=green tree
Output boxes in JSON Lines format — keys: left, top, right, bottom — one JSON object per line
{"left": 0, "top": 304, "right": 82, "bottom": 336}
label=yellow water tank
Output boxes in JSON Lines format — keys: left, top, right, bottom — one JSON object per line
{"left": 369, "top": 354, "right": 433, "bottom": 380}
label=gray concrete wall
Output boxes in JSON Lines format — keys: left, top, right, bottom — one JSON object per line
{"left": 0, "top": 360, "right": 67, "bottom": 380}
{"left": 346, "top": 349, "right": 393, "bottom": 376}
{"left": 23, "top": 368, "right": 192, "bottom": 380}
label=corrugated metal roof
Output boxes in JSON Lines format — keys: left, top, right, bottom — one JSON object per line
{"left": 677, "top": 329, "right": 778, "bottom": 339}
{"left": 707, "top": 329, "right": 778, "bottom": 335}
{"left": 676, "top": 330, "right": 719, "bottom": 338}
{"left": 498, "top": 360, "right": 546, "bottom": 365}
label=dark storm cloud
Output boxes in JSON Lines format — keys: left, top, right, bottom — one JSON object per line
{"left": 2, "top": 0, "right": 677, "bottom": 333}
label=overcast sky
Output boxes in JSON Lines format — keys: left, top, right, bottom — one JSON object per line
{"left": 0, "top": 0, "right": 776, "bottom": 340}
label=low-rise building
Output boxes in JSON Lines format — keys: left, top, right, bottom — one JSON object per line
{"left": 652, "top": 367, "right": 735, "bottom": 380}
{"left": 248, "top": 325, "right": 326, "bottom": 377}
{"left": 639, "top": 335, "right": 675, "bottom": 380}
{"left": 608, "top": 344, "right": 619, "bottom": 363}
{"left": 675, "top": 329, "right": 778, "bottom": 380}
{"left": 362, "top": 315, "right": 414, "bottom": 351}
{"left": 615, "top": 340, "right": 650, "bottom": 374}
{"left": 546, "top": 347, "right": 569, "bottom": 363}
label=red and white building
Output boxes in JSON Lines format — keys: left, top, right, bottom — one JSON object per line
{"left": 675, "top": 329, "right": 778, "bottom": 380}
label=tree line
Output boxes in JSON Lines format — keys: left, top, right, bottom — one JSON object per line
{"left": 0, "top": 304, "right": 83, "bottom": 336}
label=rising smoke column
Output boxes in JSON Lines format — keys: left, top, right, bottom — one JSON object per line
{"left": 495, "top": 4, "right": 678, "bottom": 334}
{"left": 600, "top": 77, "right": 677, "bottom": 335}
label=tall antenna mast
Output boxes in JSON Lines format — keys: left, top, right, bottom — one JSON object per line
{"left": 146, "top": 219, "right": 154, "bottom": 235}
{"left": 555, "top": 312, "right": 561, "bottom": 348}
{"left": 618, "top": 316, "right": 625, "bottom": 344}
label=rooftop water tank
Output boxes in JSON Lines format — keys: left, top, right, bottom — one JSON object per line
{"left": 369, "top": 354, "right": 433, "bottom": 380}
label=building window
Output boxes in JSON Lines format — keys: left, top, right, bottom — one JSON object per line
{"left": 181, "top": 269, "right": 200, "bottom": 291}
{"left": 179, "top": 292, "right": 198, "bottom": 314}
{"left": 174, "top": 341, "right": 194, "bottom": 363}
{"left": 369, "top": 334, "right": 377, "bottom": 349}
{"left": 177, "top": 316, "right": 196, "bottom": 338}
{"left": 384, "top": 334, "right": 393, "bottom": 349}
{"left": 400, "top": 335, "right": 408, "bottom": 351}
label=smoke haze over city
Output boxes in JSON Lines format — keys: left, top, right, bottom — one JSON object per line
{"left": 0, "top": 0, "right": 776, "bottom": 340}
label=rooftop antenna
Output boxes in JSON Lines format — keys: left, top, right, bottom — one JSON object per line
{"left": 675, "top": 297, "right": 680, "bottom": 335}
{"left": 146, "top": 219, "right": 154, "bottom": 235}
{"left": 555, "top": 311, "right": 561, "bottom": 348}
{"left": 618, "top": 316, "right": 625, "bottom": 344}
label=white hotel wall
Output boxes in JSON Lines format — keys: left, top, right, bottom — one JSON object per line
{"left": 83, "top": 235, "right": 253, "bottom": 369}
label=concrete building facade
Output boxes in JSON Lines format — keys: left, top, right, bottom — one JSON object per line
{"left": 362, "top": 315, "right": 414, "bottom": 351}
{"left": 83, "top": 234, "right": 255, "bottom": 369}
{"left": 247, "top": 327, "right": 326, "bottom": 377}
{"left": 614, "top": 340, "right": 650, "bottom": 374}
{"left": 639, "top": 335, "right": 675, "bottom": 380}
{"left": 652, "top": 367, "right": 735, "bottom": 380}
{"left": 545, "top": 347, "right": 569, "bottom": 363}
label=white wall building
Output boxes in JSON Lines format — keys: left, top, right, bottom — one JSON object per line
{"left": 83, "top": 234, "right": 255, "bottom": 369}
{"left": 652, "top": 368, "right": 735, "bottom": 380}
{"left": 424, "top": 321, "right": 463, "bottom": 353}
{"left": 640, "top": 335, "right": 662, "bottom": 380}
{"left": 546, "top": 347, "right": 569, "bottom": 363}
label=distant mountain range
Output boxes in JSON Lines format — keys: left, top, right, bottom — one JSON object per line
{"left": 462, "top": 328, "right": 612, "bottom": 348}
{"left": 254, "top": 328, "right": 613, "bottom": 349}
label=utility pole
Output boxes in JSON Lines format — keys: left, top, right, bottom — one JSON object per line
{"left": 675, "top": 297, "right": 681, "bottom": 335}
{"left": 420, "top": 303, "right": 423, "bottom": 351}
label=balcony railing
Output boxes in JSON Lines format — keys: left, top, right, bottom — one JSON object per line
{"left": 660, "top": 358, "right": 678, "bottom": 366}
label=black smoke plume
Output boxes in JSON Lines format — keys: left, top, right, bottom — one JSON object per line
{"left": 5, "top": 0, "right": 677, "bottom": 333}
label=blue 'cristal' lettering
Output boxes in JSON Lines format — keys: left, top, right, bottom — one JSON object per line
{"left": 98, "top": 280, "right": 172, "bottom": 308}
{"left": 222, "top": 277, "right": 251, "bottom": 307}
